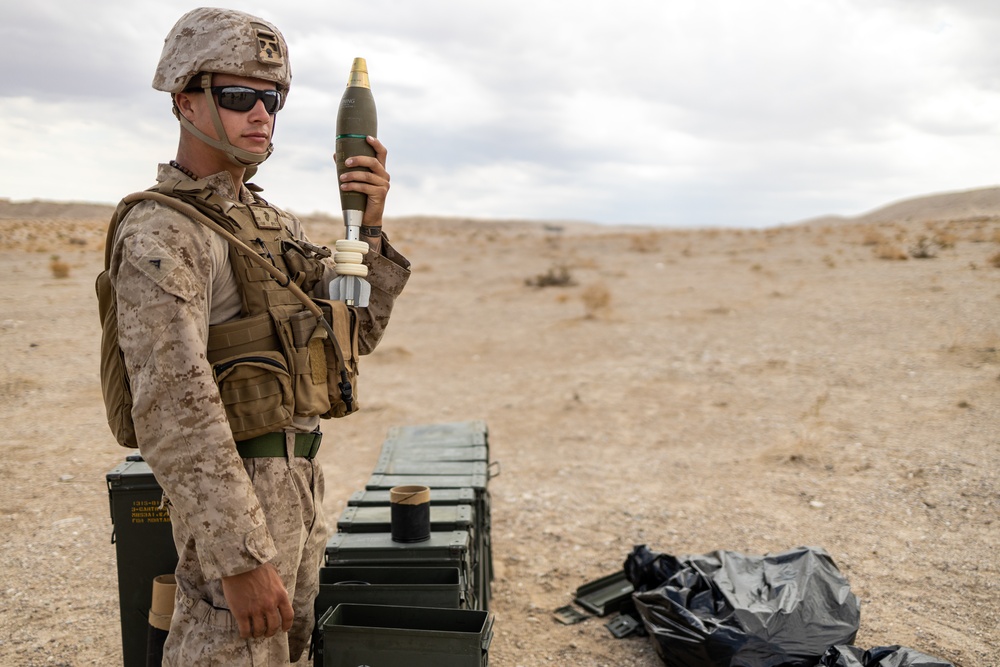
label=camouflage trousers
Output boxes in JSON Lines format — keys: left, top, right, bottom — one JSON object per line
{"left": 162, "top": 453, "right": 329, "bottom": 667}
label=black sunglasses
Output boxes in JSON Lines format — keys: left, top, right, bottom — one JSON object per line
{"left": 208, "top": 86, "right": 284, "bottom": 114}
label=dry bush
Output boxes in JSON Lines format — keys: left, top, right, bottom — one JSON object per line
{"left": 860, "top": 228, "right": 888, "bottom": 246}
{"left": 967, "top": 228, "right": 990, "bottom": 243}
{"left": 49, "top": 255, "right": 70, "bottom": 279}
{"left": 909, "top": 236, "right": 939, "bottom": 259}
{"left": 874, "top": 243, "right": 908, "bottom": 261}
{"left": 933, "top": 230, "right": 957, "bottom": 249}
{"left": 580, "top": 284, "right": 611, "bottom": 319}
{"left": 0, "top": 375, "right": 42, "bottom": 400}
{"left": 627, "top": 232, "right": 660, "bottom": 253}
{"left": 573, "top": 256, "right": 599, "bottom": 270}
{"left": 989, "top": 251, "right": 1000, "bottom": 268}
{"left": 525, "top": 265, "right": 575, "bottom": 288}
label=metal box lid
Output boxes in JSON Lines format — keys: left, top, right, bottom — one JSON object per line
{"left": 337, "top": 505, "right": 474, "bottom": 534}
{"left": 315, "top": 566, "right": 466, "bottom": 613}
{"left": 378, "top": 443, "right": 490, "bottom": 463}
{"left": 319, "top": 565, "right": 462, "bottom": 587}
{"left": 366, "top": 473, "right": 488, "bottom": 492}
{"left": 384, "top": 420, "right": 488, "bottom": 447}
{"left": 348, "top": 488, "right": 477, "bottom": 507}
{"left": 325, "top": 530, "right": 471, "bottom": 563}
{"left": 371, "top": 459, "right": 488, "bottom": 477}
{"left": 574, "top": 570, "right": 635, "bottom": 616}
{"left": 106, "top": 456, "right": 160, "bottom": 491}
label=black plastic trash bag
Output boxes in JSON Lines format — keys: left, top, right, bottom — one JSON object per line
{"left": 625, "top": 545, "right": 860, "bottom": 667}
{"left": 819, "top": 644, "right": 954, "bottom": 667}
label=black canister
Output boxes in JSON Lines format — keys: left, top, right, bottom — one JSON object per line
{"left": 390, "top": 485, "right": 431, "bottom": 542}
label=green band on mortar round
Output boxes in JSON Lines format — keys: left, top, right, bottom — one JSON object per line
{"left": 337, "top": 134, "right": 369, "bottom": 139}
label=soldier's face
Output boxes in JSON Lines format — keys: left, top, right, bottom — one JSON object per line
{"left": 182, "top": 74, "right": 276, "bottom": 154}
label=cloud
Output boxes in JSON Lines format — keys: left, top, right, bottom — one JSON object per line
{"left": 2, "top": 0, "right": 1000, "bottom": 227}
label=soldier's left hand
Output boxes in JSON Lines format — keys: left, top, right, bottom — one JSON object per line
{"left": 340, "top": 135, "right": 390, "bottom": 228}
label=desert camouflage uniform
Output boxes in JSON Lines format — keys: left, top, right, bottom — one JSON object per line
{"left": 110, "top": 163, "right": 409, "bottom": 665}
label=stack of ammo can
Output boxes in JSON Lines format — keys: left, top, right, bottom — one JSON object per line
{"left": 314, "top": 420, "right": 497, "bottom": 667}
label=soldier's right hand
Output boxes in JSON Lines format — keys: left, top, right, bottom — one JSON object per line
{"left": 221, "top": 562, "right": 295, "bottom": 639}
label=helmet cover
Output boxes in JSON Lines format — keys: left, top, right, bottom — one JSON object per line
{"left": 153, "top": 7, "right": 291, "bottom": 93}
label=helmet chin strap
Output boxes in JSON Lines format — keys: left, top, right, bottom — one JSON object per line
{"left": 175, "top": 73, "right": 275, "bottom": 176}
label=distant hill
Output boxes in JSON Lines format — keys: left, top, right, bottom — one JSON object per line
{"left": 798, "top": 186, "right": 1000, "bottom": 228}
{"left": 854, "top": 186, "right": 1000, "bottom": 224}
{"left": 5, "top": 186, "right": 1000, "bottom": 228}
{"left": 0, "top": 198, "right": 115, "bottom": 220}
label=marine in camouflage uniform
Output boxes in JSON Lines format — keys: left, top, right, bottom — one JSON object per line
{"left": 108, "top": 8, "right": 409, "bottom": 665}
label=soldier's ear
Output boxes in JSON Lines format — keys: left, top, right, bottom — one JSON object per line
{"left": 173, "top": 92, "right": 197, "bottom": 122}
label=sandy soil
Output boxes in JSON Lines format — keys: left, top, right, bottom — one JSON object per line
{"left": 0, "top": 193, "right": 997, "bottom": 666}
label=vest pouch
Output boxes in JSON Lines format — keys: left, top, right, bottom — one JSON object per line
{"left": 281, "top": 310, "right": 333, "bottom": 419}
{"left": 314, "top": 299, "right": 361, "bottom": 419}
{"left": 212, "top": 350, "right": 294, "bottom": 441}
{"left": 96, "top": 269, "right": 138, "bottom": 448}
{"left": 281, "top": 240, "right": 326, "bottom": 293}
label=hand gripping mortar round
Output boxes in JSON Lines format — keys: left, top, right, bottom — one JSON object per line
{"left": 330, "top": 57, "right": 376, "bottom": 307}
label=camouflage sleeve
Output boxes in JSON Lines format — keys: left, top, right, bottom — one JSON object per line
{"left": 110, "top": 201, "right": 277, "bottom": 580}
{"left": 356, "top": 233, "right": 410, "bottom": 355}
{"left": 300, "top": 220, "right": 410, "bottom": 355}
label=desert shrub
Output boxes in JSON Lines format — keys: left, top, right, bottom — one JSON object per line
{"left": 49, "top": 255, "right": 70, "bottom": 279}
{"left": 875, "top": 243, "right": 908, "bottom": 261}
{"left": 581, "top": 284, "right": 610, "bottom": 318}
{"left": 933, "top": 230, "right": 957, "bottom": 249}
{"left": 989, "top": 251, "right": 1000, "bottom": 268}
{"left": 860, "top": 229, "right": 888, "bottom": 246}
{"left": 526, "top": 265, "right": 575, "bottom": 288}
{"left": 967, "top": 228, "right": 990, "bottom": 243}
{"left": 909, "top": 236, "right": 939, "bottom": 259}
{"left": 628, "top": 232, "right": 660, "bottom": 253}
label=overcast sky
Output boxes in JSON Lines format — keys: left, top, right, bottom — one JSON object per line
{"left": 4, "top": 1, "right": 1000, "bottom": 228}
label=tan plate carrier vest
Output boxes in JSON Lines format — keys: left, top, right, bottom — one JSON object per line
{"left": 96, "top": 179, "right": 360, "bottom": 448}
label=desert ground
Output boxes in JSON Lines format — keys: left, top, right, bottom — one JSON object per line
{"left": 0, "top": 188, "right": 997, "bottom": 666}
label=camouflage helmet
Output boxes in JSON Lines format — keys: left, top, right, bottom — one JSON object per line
{"left": 153, "top": 7, "right": 291, "bottom": 94}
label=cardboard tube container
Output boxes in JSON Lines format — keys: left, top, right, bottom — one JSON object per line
{"left": 146, "top": 574, "right": 176, "bottom": 666}
{"left": 390, "top": 485, "right": 431, "bottom": 542}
